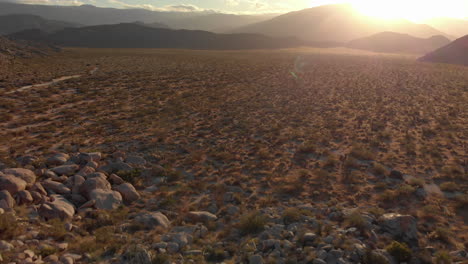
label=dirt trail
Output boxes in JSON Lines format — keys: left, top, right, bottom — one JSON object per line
{"left": 5, "top": 67, "right": 99, "bottom": 94}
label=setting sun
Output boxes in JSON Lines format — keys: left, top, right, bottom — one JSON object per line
{"left": 349, "top": 0, "right": 468, "bottom": 22}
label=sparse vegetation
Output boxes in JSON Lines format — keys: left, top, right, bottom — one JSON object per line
{"left": 386, "top": 241, "right": 412, "bottom": 263}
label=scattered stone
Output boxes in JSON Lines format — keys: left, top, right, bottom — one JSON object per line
{"left": 126, "top": 155, "right": 147, "bottom": 166}
{"left": 121, "top": 246, "right": 152, "bottom": 264}
{"left": 249, "top": 254, "right": 264, "bottom": 264}
{"left": 109, "top": 174, "right": 125, "bottom": 185}
{"left": 99, "top": 161, "right": 132, "bottom": 174}
{"left": 0, "top": 190, "right": 15, "bottom": 208}
{"left": 51, "top": 164, "right": 79, "bottom": 176}
{"left": 16, "top": 190, "right": 33, "bottom": 205}
{"left": 2, "top": 168, "right": 36, "bottom": 186}
{"left": 187, "top": 211, "right": 218, "bottom": 223}
{"left": 0, "top": 240, "right": 13, "bottom": 251}
{"left": 379, "top": 213, "right": 418, "bottom": 247}
{"left": 89, "top": 189, "right": 122, "bottom": 210}
{"left": 38, "top": 194, "right": 75, "bottom": 220}
{"left": 79, "top": 177, "right": 111, "bottom": 199}
{"left": 0, "top": 174, "right": 27, "bottom": 195}
{"left": 42, "top": 180, "right": 71, "bottom": 195}
{"left": 46, "top": 153, "right": 70, "bottom": 166}
{"left": 115, "top": 183, "right": 140, "bottom": 203}
{"left": 134, "top": 212, "right": 170, "bottom": 229}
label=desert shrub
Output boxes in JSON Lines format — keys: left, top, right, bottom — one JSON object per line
{"left": 419, "top": 205, "right": 439, "bottom": 221}
{"left": 397, "top": 184, "right": 415, "bottom": 196}
{"left": 152, "top": 254, "right": 171, "bottom": 264}
{"left": 367, "top": 207, "right": 385, "bottom": 218}
{"left": 434, "top": 251, "right": 452, "bottom": 264}
{"left": 36, "top": 245, "right": 57, "bottom": 257}
{"left": 441, "top": 165, "right": 465, "bottom": 180}
{"left": 378, "top": 190, "right": 398, "bottom": 204}
{"left": 40, "top": 218, "right": 67, "bottom": 240}
{"left": 297, "top": 141, "right": 316, "bottom": 154}
{"left": 439, "top": 182, "right": 458, "bottom": 192}
{"left": 363, "top": 249, "right": 390, "bottom": 264}
{"left": 372, "top": 162, "right": 387, "bottom": 176}
{"left": 205, "top": 247, "right": 226, "bottom": 262}
{"left": 408, "top": 178, "right": 425, "bottom": 188}
{"left": 350, "top": 144, "right": 374, "bottom": 160}
{"left": 385, "top": 241, "right": 412, "bottom": 263}
{"left": 323, "top": 155, "right": 338, "bottom": 169}
{"left": 283, "top": 208, "right": 303, "bottom": 225}
{"left": 430, "top": 227, "right": 452, "bottom": 244}
{"left": 343, "top": 170, "right": 365, "bottom": 184}
{"left": 117, "top": 168, "right": 142, "bottom": 184}
{"left": 344, "top": 212, "right": 367, "bottom": 231}
{"left": 0, "top": 213, "right": 23, "bottom": 240}
{"left": 344, "top": 157, "right": 360, "bottom": 170}
{"left": 238, "top": 211, "right": 266, "bottom": 235}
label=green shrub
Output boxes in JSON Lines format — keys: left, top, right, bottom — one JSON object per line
{"left": 0, "top": 213, "right": 23, "bottom": 240}
{"left": 283, "top": 208, "right": 303, "bottom": 225}
{"left": 385, "top": 241, "right": 412, "bottom": 263}
{"left": 238, "top": 211, "right": 266, "bottom": 235}
{"left": 435, "top": 251, "right": 452, "bottom": 264}
{"left": 363, "top": 249, "right": 390, "bottom": 264}
{"left": 440, "top": 182, "right": 458, "bottom": 192}
{"left": 344, "top": 212, "right": 367, "bottom": 231}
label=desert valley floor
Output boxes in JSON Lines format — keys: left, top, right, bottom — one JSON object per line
{"left": 0, "top": 48, "right": 467, "bottom": 263}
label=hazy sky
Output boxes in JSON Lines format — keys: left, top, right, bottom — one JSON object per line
{"left": 3, "top": 0, "right": 468, "bottom": 18}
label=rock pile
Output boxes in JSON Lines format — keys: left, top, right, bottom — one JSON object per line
{"left": 0, "top": 151, "right": 140, "bottom": 220}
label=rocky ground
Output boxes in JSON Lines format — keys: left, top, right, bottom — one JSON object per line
{"left": 0, "top": 48, "right": 466, "bottom": 263}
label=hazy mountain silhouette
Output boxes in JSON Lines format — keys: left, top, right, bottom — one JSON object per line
{"left": 167, "top": 13, "right": 277, "bottom": 32}
{"left": 231, "top": 4, "right": 449, "bottom": 42}
{"left": 347, "top": 32, "right": 451, "bottom": 54}
{"left": 0, "top": 2, "right": 272, "bottom": 31}
{"left": 9, "top": 23, "right": 303, "bottom": 50}
{"left": 0, "top": 14, "right": 78, "bottom": 35}
{"left": 419, "top": 35, "right": 468, "bottom": 66}
{"left": 131, "top": 21, "right": 169, "bottom": 29}
{"left": 425, "top": 18, "right": 468, "bottom": 38}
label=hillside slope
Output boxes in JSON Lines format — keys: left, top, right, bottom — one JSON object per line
{"left": 10, "top": 23, "right": 303, "bottom": 50}
{"left": 0, "top": 14, "right": 78, "bottom": 35}
{"left": 347, "top": 32, "right": 451, "bottom": 54}
{"left": 419, "top": 35, "right": 468, "bottom": 66}
{"left": 232, "top": 4, "right": 448, "bottom": 42}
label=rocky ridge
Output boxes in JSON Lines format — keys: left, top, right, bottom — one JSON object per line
{"left": 0, "top": 150, "right": 466, "bottom": 263}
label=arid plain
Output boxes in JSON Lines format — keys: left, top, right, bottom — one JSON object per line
{"left": 0, "top": 48, "right": 467, "bottom": 263}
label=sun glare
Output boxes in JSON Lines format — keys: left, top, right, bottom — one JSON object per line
{"left": 348, "top": 0, "right": 468, "bottom": 22}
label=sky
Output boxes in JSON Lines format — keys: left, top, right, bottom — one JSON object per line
{"left": 2, "top": 0, "right": 468, "bottom": 19}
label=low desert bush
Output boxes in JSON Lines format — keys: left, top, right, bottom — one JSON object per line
{"left": 238, "top": 211, "right": 266, "bottom": 235}
{"left": 385, "top": 241, "right": 412, "bottom": 263}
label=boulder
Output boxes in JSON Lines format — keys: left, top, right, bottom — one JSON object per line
{"left": 379, "top": 213, "right": 418, "bottom": 247}
{"left": 0, "top": 174, "right": 27, "bottom": 195}
{"left": 76, "top": 166, "right": 95, "bottom": 177}
{"left": 46, "top": 153, "right": 69, "bottom": 166}
{"left": 51, "top": 164, "right": 79, "bottom": 176}
{"left": 42, "top": 180, "right": 71, "bottom": 195}
{"left": 134, "top": 212, "right": 170, "bottom": 229}
{"left": 186, "top": 211, "right": 218, "bottom": 223}
{"left": 79, "top": 177, "right": 111, "bottom": 199}
{"left": 121, "top": 245, "right": 152, "bottom": 264}
{"left": 0, "top": 190, "right": 14, "bottom": 208}
{"left": 114, "top": 183, "right": 140, "bottom": 203}
{"left": 109, "top": 174, "right": 125, "bottom": 185}
{"left": 16, "top": 190, "right": 33, "bottom": 205}
{"left": 2, "top": 168, "right": 36, "bottom": 187}
{"left": 38, "top": 195, "right": 75, "bottom": 220}
{"left": 89, "top": 189, "right": 122, "bottom": 210}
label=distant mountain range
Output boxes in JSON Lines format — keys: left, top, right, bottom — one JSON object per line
{"left": 0, "top": 2, "right": 272, "bottom": 32}
{"left": 230, "top": 4, "right": 450, "bottom": 42}
{"left": 419, "top": 35, "right": 468, "bottom": 66}
{"left": 9, "top": 23, "right": 303, "bottom": 50}
{"left": 0, "top": 14, "right": 79, "bottom": 35}
{"left": 347, "top": 32, "right": 451, "bottom": 54}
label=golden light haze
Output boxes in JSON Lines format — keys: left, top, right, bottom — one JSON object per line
{"left": 311, "top": 0, "right": 468, "bottom": 22}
